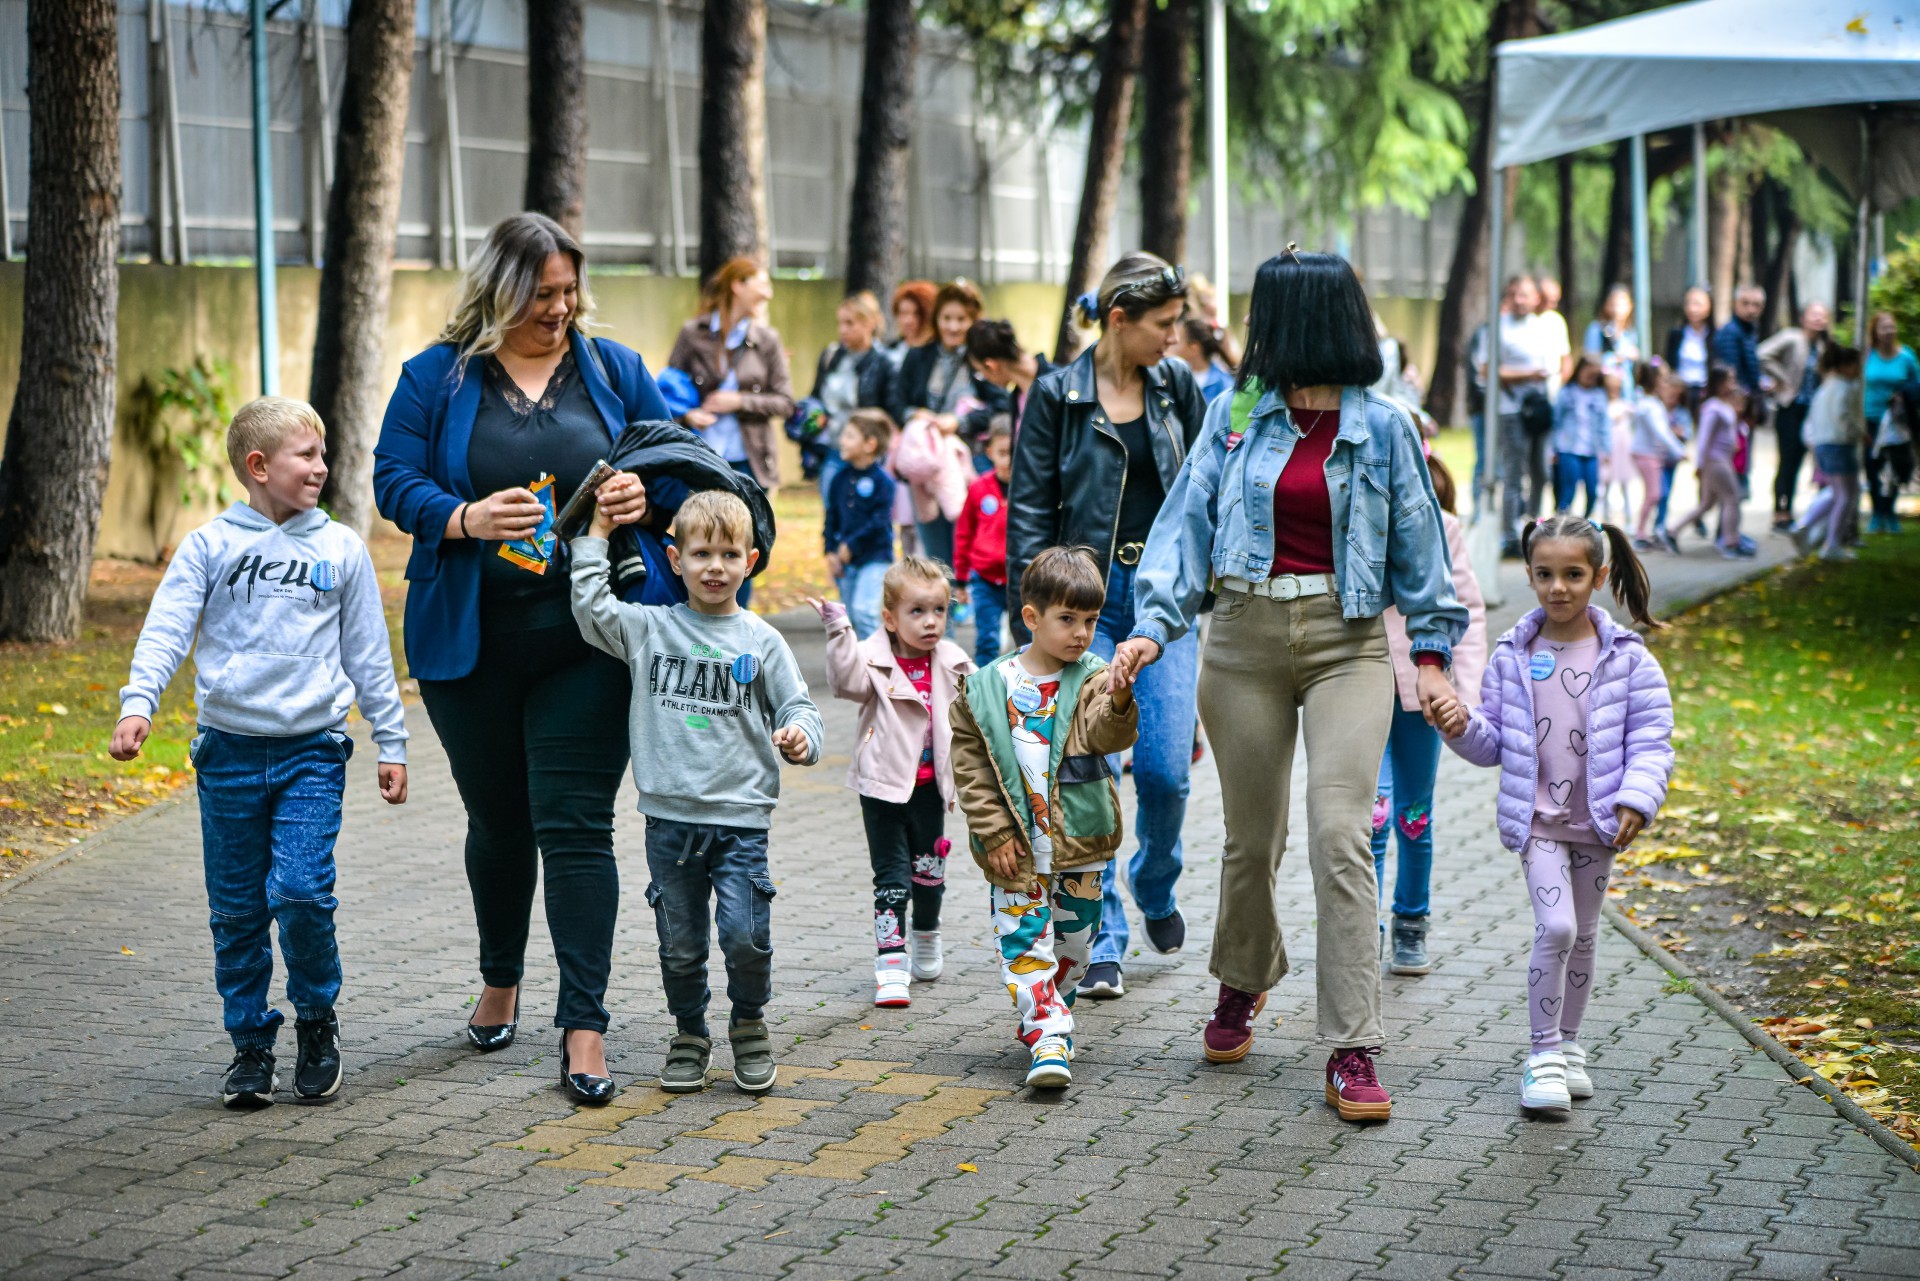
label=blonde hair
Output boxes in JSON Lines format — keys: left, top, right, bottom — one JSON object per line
{"left": 437, "top": 213, "right": 595, "bottom": 367}
{"left": 673, "top": 489, "right": 754, "bottom": 549}
{"left": 701, "top": 256, "right": 766, "bottom": 317}
{"left": 227, "top": 396, "right": 325, "bottom": 476}
{"left": 882, "top": 555, "right": 952, "bottom": 613}
{"left": 839, "top": 290, "right": 884, "bottom": 330}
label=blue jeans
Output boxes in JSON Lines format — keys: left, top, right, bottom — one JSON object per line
{"left": 642, "top": 816, "right": 775, "bottom": 1038}
{"left": 1553, "top": 452, "right": 1600, "bottom": 515}
{"left": 838, "top": 559, "right": 890, "bottom": 640}
{"left": 1470, "top": 411, "right": 1487, "bottom": 494}
{"left": 968, "top": 573, "right": 1008, "bottom": 668}
{"left": 1089, "top": 559, "right": 1197, "bottom": 966}
{"left": 1369, "top": 704, "right": 1442, "bottom": 919}
{"left": 818, "top": 453, "right": 846, "bottom": 506}
{"left": 1654, "top": 460, "right": 1678, "bottom": 531}
{"left": 193, "top": 727, "right": 349, "bottom": 1049}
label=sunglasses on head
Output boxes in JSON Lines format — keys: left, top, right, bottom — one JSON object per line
{"left": 1110, "top": 265, "right": 1187, "bottom": 311}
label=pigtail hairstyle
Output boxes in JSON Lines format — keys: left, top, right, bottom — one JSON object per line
{"left": 1522, "top": 514, "right": 1663, "bottom": 630}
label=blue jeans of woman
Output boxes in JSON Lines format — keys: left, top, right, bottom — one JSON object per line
{"left": 1089, "top": 559, "right": 1198, "bottom": 966}
{"left": 838, "top": 558, "right": 890, "bottom": 640}
{"left": 194, "top": 726, "right": 349, "bottom": 1050}
{"left": 1654, "top": 460, "right": 1678, "bottom": 531}
{"left": 967, "top": 573, "right": 1007, "bottom": 668}
{"left": 1369, "top": 704, "right": 1442, "bottom": 919}
{"left": 643, "top": 816, "right": 775, "bottom": 1039}
{"left": 1553, "top": 452, "right": 1601, "bottom": 515}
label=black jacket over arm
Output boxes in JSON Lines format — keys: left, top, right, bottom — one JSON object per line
{"left": 810, "top": 343, "right": 892, "bottom": 411}
{"left": 1005, "top": 348, "right": 1207, "bottom": 640}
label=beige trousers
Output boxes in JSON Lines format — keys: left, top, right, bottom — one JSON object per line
{"left": 1197, "top": 590, "right": 1394, "bottom": 1048}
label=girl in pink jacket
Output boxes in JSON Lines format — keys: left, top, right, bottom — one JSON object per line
{"left": 1435, "top": 514, "right": 1674, "bottom": 1119}
{"left": 811, "top": 558, "right": 976, "bottom": 1008}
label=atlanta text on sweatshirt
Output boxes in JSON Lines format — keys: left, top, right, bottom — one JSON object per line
{"left": 119, "top": 504, "right": 408, "bottom": 763}
{"left": 569, "top": 536, "right": 823, "bottom": 829}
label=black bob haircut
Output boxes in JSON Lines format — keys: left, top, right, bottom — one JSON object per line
{"left": 1237, "top": 251, "right": 1385, "bottom": 393}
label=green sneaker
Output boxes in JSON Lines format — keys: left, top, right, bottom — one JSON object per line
{"left": 659, "top": 1033, "right": 711, "bottom": 1093}
{"left": 728, "top": 1018, "right": 777, "bottom": 1094}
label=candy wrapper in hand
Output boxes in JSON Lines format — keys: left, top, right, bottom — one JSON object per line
{"left": 497, "top": 473, "right": 558, "bottom": 574}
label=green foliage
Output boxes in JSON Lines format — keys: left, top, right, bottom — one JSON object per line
{"left": 135, "top": 356, "right": 237, "bottom": 510}
{"left": 1870, "top": 233, "right": 1920, "bottom": 343}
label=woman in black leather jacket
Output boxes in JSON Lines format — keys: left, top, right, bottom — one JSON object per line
{"left": 1006, "top": 251, "right": 1207, "bottom": 1001}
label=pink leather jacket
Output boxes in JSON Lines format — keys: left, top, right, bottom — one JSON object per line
{"left": 1385, "top": 512, "right": 1488, "bottom": 711}
{"left": 823, "top": 615, "right": 975, "bottom": 806}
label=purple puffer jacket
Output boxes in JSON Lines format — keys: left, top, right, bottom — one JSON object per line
{"left": 1447, "top": 605, "right": 1674, "bottom": 852}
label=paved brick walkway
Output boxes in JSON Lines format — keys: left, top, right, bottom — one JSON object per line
{"left": 4, "top": 534, "right": 1917, "bottom": 1280}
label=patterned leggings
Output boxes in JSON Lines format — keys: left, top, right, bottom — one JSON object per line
{"left": 1523, "top": 834, "right": 1616, "bottom": 1049}
{"left": 991, "top": 868, "right": 1103, "bottom": 1047}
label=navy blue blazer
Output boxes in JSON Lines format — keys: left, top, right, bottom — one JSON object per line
{"left": 373, "top": 331, "right": 675, "bottom": 681}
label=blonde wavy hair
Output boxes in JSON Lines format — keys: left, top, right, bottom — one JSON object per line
{"left": 437, "top": 213, "right": 596, "bottom": 366}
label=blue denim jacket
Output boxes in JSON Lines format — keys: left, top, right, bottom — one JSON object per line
{"left": 1130, "top": 384, "right": 1468, "bottom": 660}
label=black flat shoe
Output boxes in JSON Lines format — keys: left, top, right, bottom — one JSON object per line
{"left": 559, "top": 1031, "right": 615, "bottom": 1107}
{"left": 465, "top": 988, "right": 519, "bottom": 1053}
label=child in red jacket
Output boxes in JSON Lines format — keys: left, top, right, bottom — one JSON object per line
{"left": 953, "top": 417, "right": 1013, "bottom": 669}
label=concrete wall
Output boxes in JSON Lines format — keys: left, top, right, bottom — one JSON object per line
{"left": 0, "top": 264, "right": 1082, "bottom": 561}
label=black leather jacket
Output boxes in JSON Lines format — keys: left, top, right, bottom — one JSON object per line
{"left": 1006, "top": 346, "right": 1207, "bottom": 629}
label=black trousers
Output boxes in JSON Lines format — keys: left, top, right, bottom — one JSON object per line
{"left": 861, "top": 785, "right": 948, "bottom": 954}
{"left": 418, "top": 623, "right": 630, "bottom": 1031}
{"left": 1869, "top": 442, "right": 1916, "bottom": 521}
{"left": 1773, "top": 403, "right": 1809, "bottom": 515}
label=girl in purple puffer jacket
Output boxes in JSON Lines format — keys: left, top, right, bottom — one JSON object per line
{"left": 1434, "top": 513, "right": 1674, "bottom": 1118}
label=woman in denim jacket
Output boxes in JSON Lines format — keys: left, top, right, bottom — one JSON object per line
{"left": 1109, "top": 251, "right": 1467, "bottom": 1123}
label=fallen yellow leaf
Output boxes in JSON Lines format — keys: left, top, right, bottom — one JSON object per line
{"left": 955, "top": 1163, "right": 978, "bottom": 1173}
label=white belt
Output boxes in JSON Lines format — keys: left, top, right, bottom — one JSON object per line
{"left": 1219, "top": 572, "right": 1335, "bottom": 601}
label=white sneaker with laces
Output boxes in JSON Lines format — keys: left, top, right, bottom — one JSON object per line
{"left": 1520, "top": 1050, "right": 1572, "bottom": 1116}
{"left": 1025, "top": 1036, "right": 1072, "bottom": 1088}
{"left": 909, "top": 930, "right": 943, "bottom": 981}
{"left": 874, "top": 955, "right": 911, "bottom": 1008}
{"left": 1562, "top": 1042, "right": 1593, "bottom": 1099}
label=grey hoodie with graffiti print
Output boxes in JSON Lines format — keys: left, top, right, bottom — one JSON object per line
{"left": 118, "top": 503, "right": 408, "bottom": 762}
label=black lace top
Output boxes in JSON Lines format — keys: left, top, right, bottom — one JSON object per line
{"left": 467, "top": 349, "right": 611, "bottom": 631}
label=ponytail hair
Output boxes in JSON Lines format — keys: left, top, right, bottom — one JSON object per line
{"left": 1521, "top": 513, "right": 1663, "bottom": 629}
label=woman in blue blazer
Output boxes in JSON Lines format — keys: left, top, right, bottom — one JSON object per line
{"left": 373, "top": 213, "right": 673, "bottom": 1104}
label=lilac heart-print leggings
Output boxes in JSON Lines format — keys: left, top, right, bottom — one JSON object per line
{"left": 1522, "top": 833, "right": 1617, "bottom": 1050}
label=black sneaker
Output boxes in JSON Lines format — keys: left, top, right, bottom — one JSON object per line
{"left": 1143, "top": 909, "right": 1186, "bottom": 955}
{"left": 222, "top": 1046, "right": 278, "bottom": 1109}
{"left": 294, "top": 1016, "right": 343, "bottom": 1102}
{"left": 1077, "top": 961, "right": 1125, "bottom": 999}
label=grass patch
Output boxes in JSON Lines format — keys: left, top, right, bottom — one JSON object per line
{"left": 1625, "top": 528, "right": 1920, "bottom": 1144}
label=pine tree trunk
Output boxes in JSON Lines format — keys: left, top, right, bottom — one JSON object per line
{"left": 1137, "top": 0, "right": 1194, "bottom": 266}
{"left": 1555, "top": 155, "right": 1578, "bottom": 322}
{"left": 699, "top": 0, "right": 768, "bottom": 280}
{"left": 524, "top": 0, "right": 588, "bottom": 238}
{"left": 0, "top": 0, "right": 120, "bottom": 642}
{"left": 1055, "top": 0, "right": 1148, "bottom": 364}
{"left": 1709, "top": 161, "right": 1742, "bottom": 326}
{"left": 1755, "top": 177, "right": 1798, "bottom": 338}
{"left": 1596, "top": 140, "right": 1633, "bottom": 309}
{"left": 310, "top": 0, "right": 415, "bottom": 535}
{"left": 845, "top": 0, "right": 916, "bottom": 299}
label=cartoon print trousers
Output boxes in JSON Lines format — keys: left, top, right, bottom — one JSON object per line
{"left": 1523, "top": 833, "right": 1616, "bottom": 1049}
{"left": 861, "top": 786, "right": 948, "bottom": 955}
{"left": 991, "top": 868, "right": 1104, "bottom": 1047}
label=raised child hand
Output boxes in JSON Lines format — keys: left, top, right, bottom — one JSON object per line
{"left": 379, "top": 762, "right": 409, "bottom": 805}
{"left": 1613, "top": 806, "right": 1646, "bottom": 849}
{"left": 109, "top": 715, "right": 150, "bottom": 762}
{"left": 806, "top": 596, "right": 848, "bottom": 628}
{"left": 772, "top": 725, "right": 812, "bottom": 763}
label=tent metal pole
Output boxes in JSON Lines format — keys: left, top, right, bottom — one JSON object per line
{"left": 1486, "top": 163, "right": 1504, "bottom": 500}
{"left": 251, "top": 0, "right": 280, "bottom": 397}
{"left": 1631, "top": 133, "right": 1651, "bottom": 362}
{"left": 1855, "top": 114, "right": 1872, "bottom": 348}
{"left": 1208, "top": 0, "right": 1229, "bottom": 304}
{"left": 1691, "top": 122, "right": 1708, "bottom": 289}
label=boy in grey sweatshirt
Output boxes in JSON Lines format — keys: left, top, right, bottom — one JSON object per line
{"left": 571, "top": 485, "right": 821, "bottom": 1096}
{"left": 111, "top": 397, "right": 408, "bottom": 1110}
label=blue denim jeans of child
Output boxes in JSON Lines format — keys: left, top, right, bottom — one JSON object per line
{"left": 968, "top": 572, "right": 1008, "bottom": 668}
{"left": 1369, "top": 703, "right": 1443, "bottom": 919}
{"left": 839, "top": 559, "right": 890, "bottom": 640}
{"left": 194, "top": 726, "right": 349, "bottom": 1050}
{"left": 1553, "top": 452, "right": 1601, "bottom": 516}
{"left": 1089, "top": 559, "right": 1198, "bottom": 966}
{"left": 643, "top": 816, "right": 775, "bottom": 1039}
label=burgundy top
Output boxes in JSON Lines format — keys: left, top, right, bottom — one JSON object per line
{"left": 1270, "top": 408, "right": 1340, "bottom": 575}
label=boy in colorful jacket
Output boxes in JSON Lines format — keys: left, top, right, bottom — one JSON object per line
{"left": 949, "top": 546, "right": 1138, "bottom": 1089}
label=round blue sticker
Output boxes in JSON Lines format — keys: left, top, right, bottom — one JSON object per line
{"left": 1529, "top": 651, "right": 1555, "bottom": 681}
{"left": 980, "top": 495, "right": 1000, "bottom": 516}
{"left": 855, "top": 476, "right": 875, "bottom": 498}
{"left": 1009, "top": 680, "right": 1043, "bottom": 714}
{"left": 310, "top": 560, "right": 339, "bottom": 592}
{"left": 731, "top": 652, "right": 760, "bottom": 684}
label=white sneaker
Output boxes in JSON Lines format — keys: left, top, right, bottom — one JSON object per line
{"left": 874, "top": 956, "right": 911, "bottom": 1008}
{"left": 1562, "top": 1042, "right": 1593, "bottom": 1099}
{"left": 909, "top": 930, "right": 943, "bottom": 981}
{"left": 1025, "top": 1037, "right": 1072, "bottom": 1088}
{"left": 1521, "top": 1050, "right": 1572, "bottom": 1116}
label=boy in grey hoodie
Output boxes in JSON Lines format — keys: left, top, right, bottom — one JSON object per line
{"left": 570, "top": 485, "right": 821, "bottom": 1096}
{"left": 111, "top": 397, "right": 407, "bottom": 1109}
